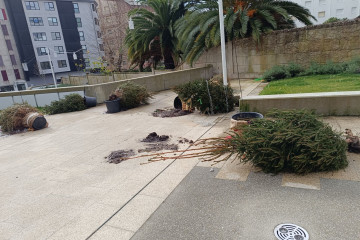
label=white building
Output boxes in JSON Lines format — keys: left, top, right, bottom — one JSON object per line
{"left": 75, "top": 1, "right": 104, "bottom": 69}
{"left": 5, "top": 0, "right": 104, "bottom": 78}
{"left": 0, "top": 0, "right": 26, "bottom": 91}
{"left": 291, "top": 0, "right": 360, "bottom": 25}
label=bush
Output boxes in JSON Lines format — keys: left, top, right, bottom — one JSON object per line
{"left": 263, "top": 65, "right": 288, "bottom": 82}
{"left": 303, "top": 61, "right": 347, "bottom": 75}
{"left": 45, "top": 94, "right": 86, "bottom": 115}
{"left": 324, "top": 17, "right": 348, "bottom": 24}
{"left": 114, "top": 82, "right": 151, "bottom": 109}
{"left": 344, "top": 57, "right": 360, "bottom": 73}
{"left": 0, "top": 103, "right": 39, "bottom": 132}
{"left": 286, "top": 63, "right": 304, "bottom": 77}
{"left": 237, "top": 110, "right": 348, "bottom": 174}
{"left": 173, "top": 76, "right": 234, "bottom": 114}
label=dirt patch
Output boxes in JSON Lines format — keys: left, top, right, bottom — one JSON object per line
{"left": 178, "top": 138, "right": 194, "bottom": 144}
{"left": 152, "top": 109, "right": 192, "bottom": 118}
{"left": 141, "top": 132, "right": 170, "bottom": 142}
{"left": 138, "top": 143, "right": 179, "bottom": 153}
{"left": 106, "top": 150, "right": 135, "bottom": 164}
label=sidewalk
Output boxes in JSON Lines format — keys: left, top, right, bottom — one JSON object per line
{"left": 1, "top": 80, "right": 359, "bottom": 240}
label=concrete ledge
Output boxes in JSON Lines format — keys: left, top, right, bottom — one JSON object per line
{"left": 242, "top": 91, "right": 360, "bottom": 116}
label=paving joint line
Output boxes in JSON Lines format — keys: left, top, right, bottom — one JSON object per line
{"left": 85, "top": 113, "right": 228, "bottom": 239}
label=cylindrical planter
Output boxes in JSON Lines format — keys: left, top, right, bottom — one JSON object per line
{"left": 174, "top": 96, "right": 182, "bottom": 110}
{"left": 230, "top": 112, "right": 263, "bottom": 129}
{"left": 23, "top": 112, "right": 48, "bottom": 130}
{"left": 105, "top": 99, "right": 121, "bottom": 113}
{"left": 84, "top": 96, "right": 97, "bottom": 108}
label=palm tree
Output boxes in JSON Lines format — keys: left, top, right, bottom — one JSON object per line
{"left": 176, "top": 0, "right": 316, "bottom": 65}
{"left": 125, "top": 0, "right": 185, "bottom": 69}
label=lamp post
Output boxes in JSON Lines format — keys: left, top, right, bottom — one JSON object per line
{"left": 46, "top": 47, "right": 58, "bottom": 88}
{"left": 218, "top": 0, "right": 228, "bottom": 86}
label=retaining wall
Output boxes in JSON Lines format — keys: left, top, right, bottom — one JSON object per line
{"left": 190, "top": 19, "right": 360, "bottom": 79}
{"left": 241, "top": 91, "right": 360, "bottom": 116}
{"left": 0, "top": 67, "right": 213, "bottom": 110}
{"left": 62, "top": 71, "right": 170, "bottom": 86}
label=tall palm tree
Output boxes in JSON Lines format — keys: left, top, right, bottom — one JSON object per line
{"left": 125, "top": 0, "right": 185, "bottom": 69}
{"left": 176, "top": 0, "right": 316, "bottom": 65}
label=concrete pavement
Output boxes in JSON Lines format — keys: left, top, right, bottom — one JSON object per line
{"left": 1, "top": 80, "right": 359, "bottom": 240}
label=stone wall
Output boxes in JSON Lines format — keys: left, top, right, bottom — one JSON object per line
{"left": 192, "top": 19, "right": 360, "bottom": 79}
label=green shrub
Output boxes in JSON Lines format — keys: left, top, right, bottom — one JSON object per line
{"left": 286, "top": 63, "right": 304, "bottom": 77}
{"left": 324, "top": 17, "right": 347, "bottom": 24}
{"left": 344, "top": 57, "right": 360, "bottom": 73}
{"left": 303, "top": 61, "right": 346, "bottom": 75}
{"left": 115, "top": 82, "right": 151, "bottom": 109}
{"left": 237, "top": 110, "right": 348, "bottom": 174}
{"left": 263, "top": 65, "right": 288, "bottom": 82}
{"left": 173, "top": 77, "right": 234, "bottom": 114}
{"left": 45, "top": 94, "right": 86, "bottom": 115}
{"left": 0, "top": 103, "right": 39, "bottom": 132}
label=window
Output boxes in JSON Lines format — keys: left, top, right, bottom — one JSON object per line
{"left": 48, "top": 17, "right": 58, "bottom": 26}
{"left": 10, "top": 55, "right": 17, "bottom": 65}
{"left": 51, "top": 32, "right": 61, "bottom": 40}
{"left": 58, "top": 60, "right": 67, "bottom": 68}
{"left": 84, "top": 58, "right": 90, "bottom": 68}
{"left": 94, "top": 18, "right": 99, "bottom": 25}
{"left": 29, "top": 17, "right": 43, "bottom": 26}
{"left": 25, "top": 1, "right": 40, "bottom": 10}
{"left": 73, "top": 3, "right": 80, "bottom": 13}
{"left": 318, "top": 11, "right": 325, "bottom": 18}
{"left": 37, "top": 47, "right": 48, "bottom": 56}
{"left": 14, "top": 69, "right": 21, "bottom": 80}
{"left": 33, "top": 32, "right": 47, "bottom": 41}
{"left": 0, "top": 55, "right": 3, "bottom": 67}
{"left": 79, "top": 31, "right": 85, "bottom": 41}
{"left": 40, "top": 61, "right": 51, "bottom": 70}
{"left": 99, "top": 44, "right": 104, "bottom": 51}
{"left": 97, "top": 31, "right": 101, "bottom": 38}
{"left": 1, "top": 25, "right": 8, "bottom": 36}
{"left": 336, "top": 9, "right": 344, "bottom": 16}
{"left": 76, "top": 17, "right": 82, "bottom": 27}
{"left": 44, "top": 2, "right": 55, "bottom": 11}
{"left": 351, "top": 7, "right": 358, "bottom": 15}
{"left": 81, "top": 45, "right": 87, "bottom": 54}
{"left": 6, "top": 40, "right": 12, "bottom": 51}
{"left": 54, "top": 46, "right": 64, "bottom": 54}
{"left": 1, "top": 70, "right": 8, "bottom": 81}
{"left": 0, "top": 9, "right": 7, "bottom": 20}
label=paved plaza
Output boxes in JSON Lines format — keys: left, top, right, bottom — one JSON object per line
{"left": 1, "top": 81, "right": 360, "bottom": 240}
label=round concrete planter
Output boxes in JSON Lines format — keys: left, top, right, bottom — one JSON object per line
{"left": 230, "top": 112, "right": 263, "bottom": 129}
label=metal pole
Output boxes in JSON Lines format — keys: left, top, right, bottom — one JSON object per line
{"left": 218, "top": 0, "right": 228, "bottom": 86}
{"left": 47, "top": 47, "right": 58, "bottom": 88}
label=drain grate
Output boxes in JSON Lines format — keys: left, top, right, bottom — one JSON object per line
{"left": 274, "top": 223, "right": 309, "bottom": 240}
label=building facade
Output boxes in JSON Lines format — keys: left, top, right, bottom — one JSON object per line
{"left": 0, "top": 0, "right": 26, "bottom": 91}
{"left": 4, "top": 0, "right": 104, "bottom": 79}
{"left": 96, "top": 0, "right": 146, "bottom": 71}
{"left": 291, "top": 0, "right": 360, "bottom": 25}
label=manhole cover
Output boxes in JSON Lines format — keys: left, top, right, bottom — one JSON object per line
{"left": 274, "top": 223, "right": 309, "bottom": 240}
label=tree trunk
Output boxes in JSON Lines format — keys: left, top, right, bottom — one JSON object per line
{"left": 163, "top": 48, "right": 175, "bottom": 69}
{"left": 139, "top": 60, "right": 145, "bottom": 72}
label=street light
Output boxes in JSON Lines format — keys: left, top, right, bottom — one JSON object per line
{"left": 218, "top": 0, "right": 228, "bottom": 86}
{"left": 46, "top": 47, "right": 58, "bottom": 88}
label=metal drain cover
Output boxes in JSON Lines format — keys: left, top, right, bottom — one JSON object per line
{"left": 274, "top": 223, "right": 309, "bottom": 240}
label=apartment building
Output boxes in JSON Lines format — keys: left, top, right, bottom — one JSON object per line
{"left": 4, "top": 0, "right": 104, "bottom": 78}
{"left": 291, "top": 0, "right": 360, "bottom": 25}
{"left": 96, "top": 0, "right": 146, "bottom": 71}
{"left": 0, "top": 0, "right": 26, "bottom": 91}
